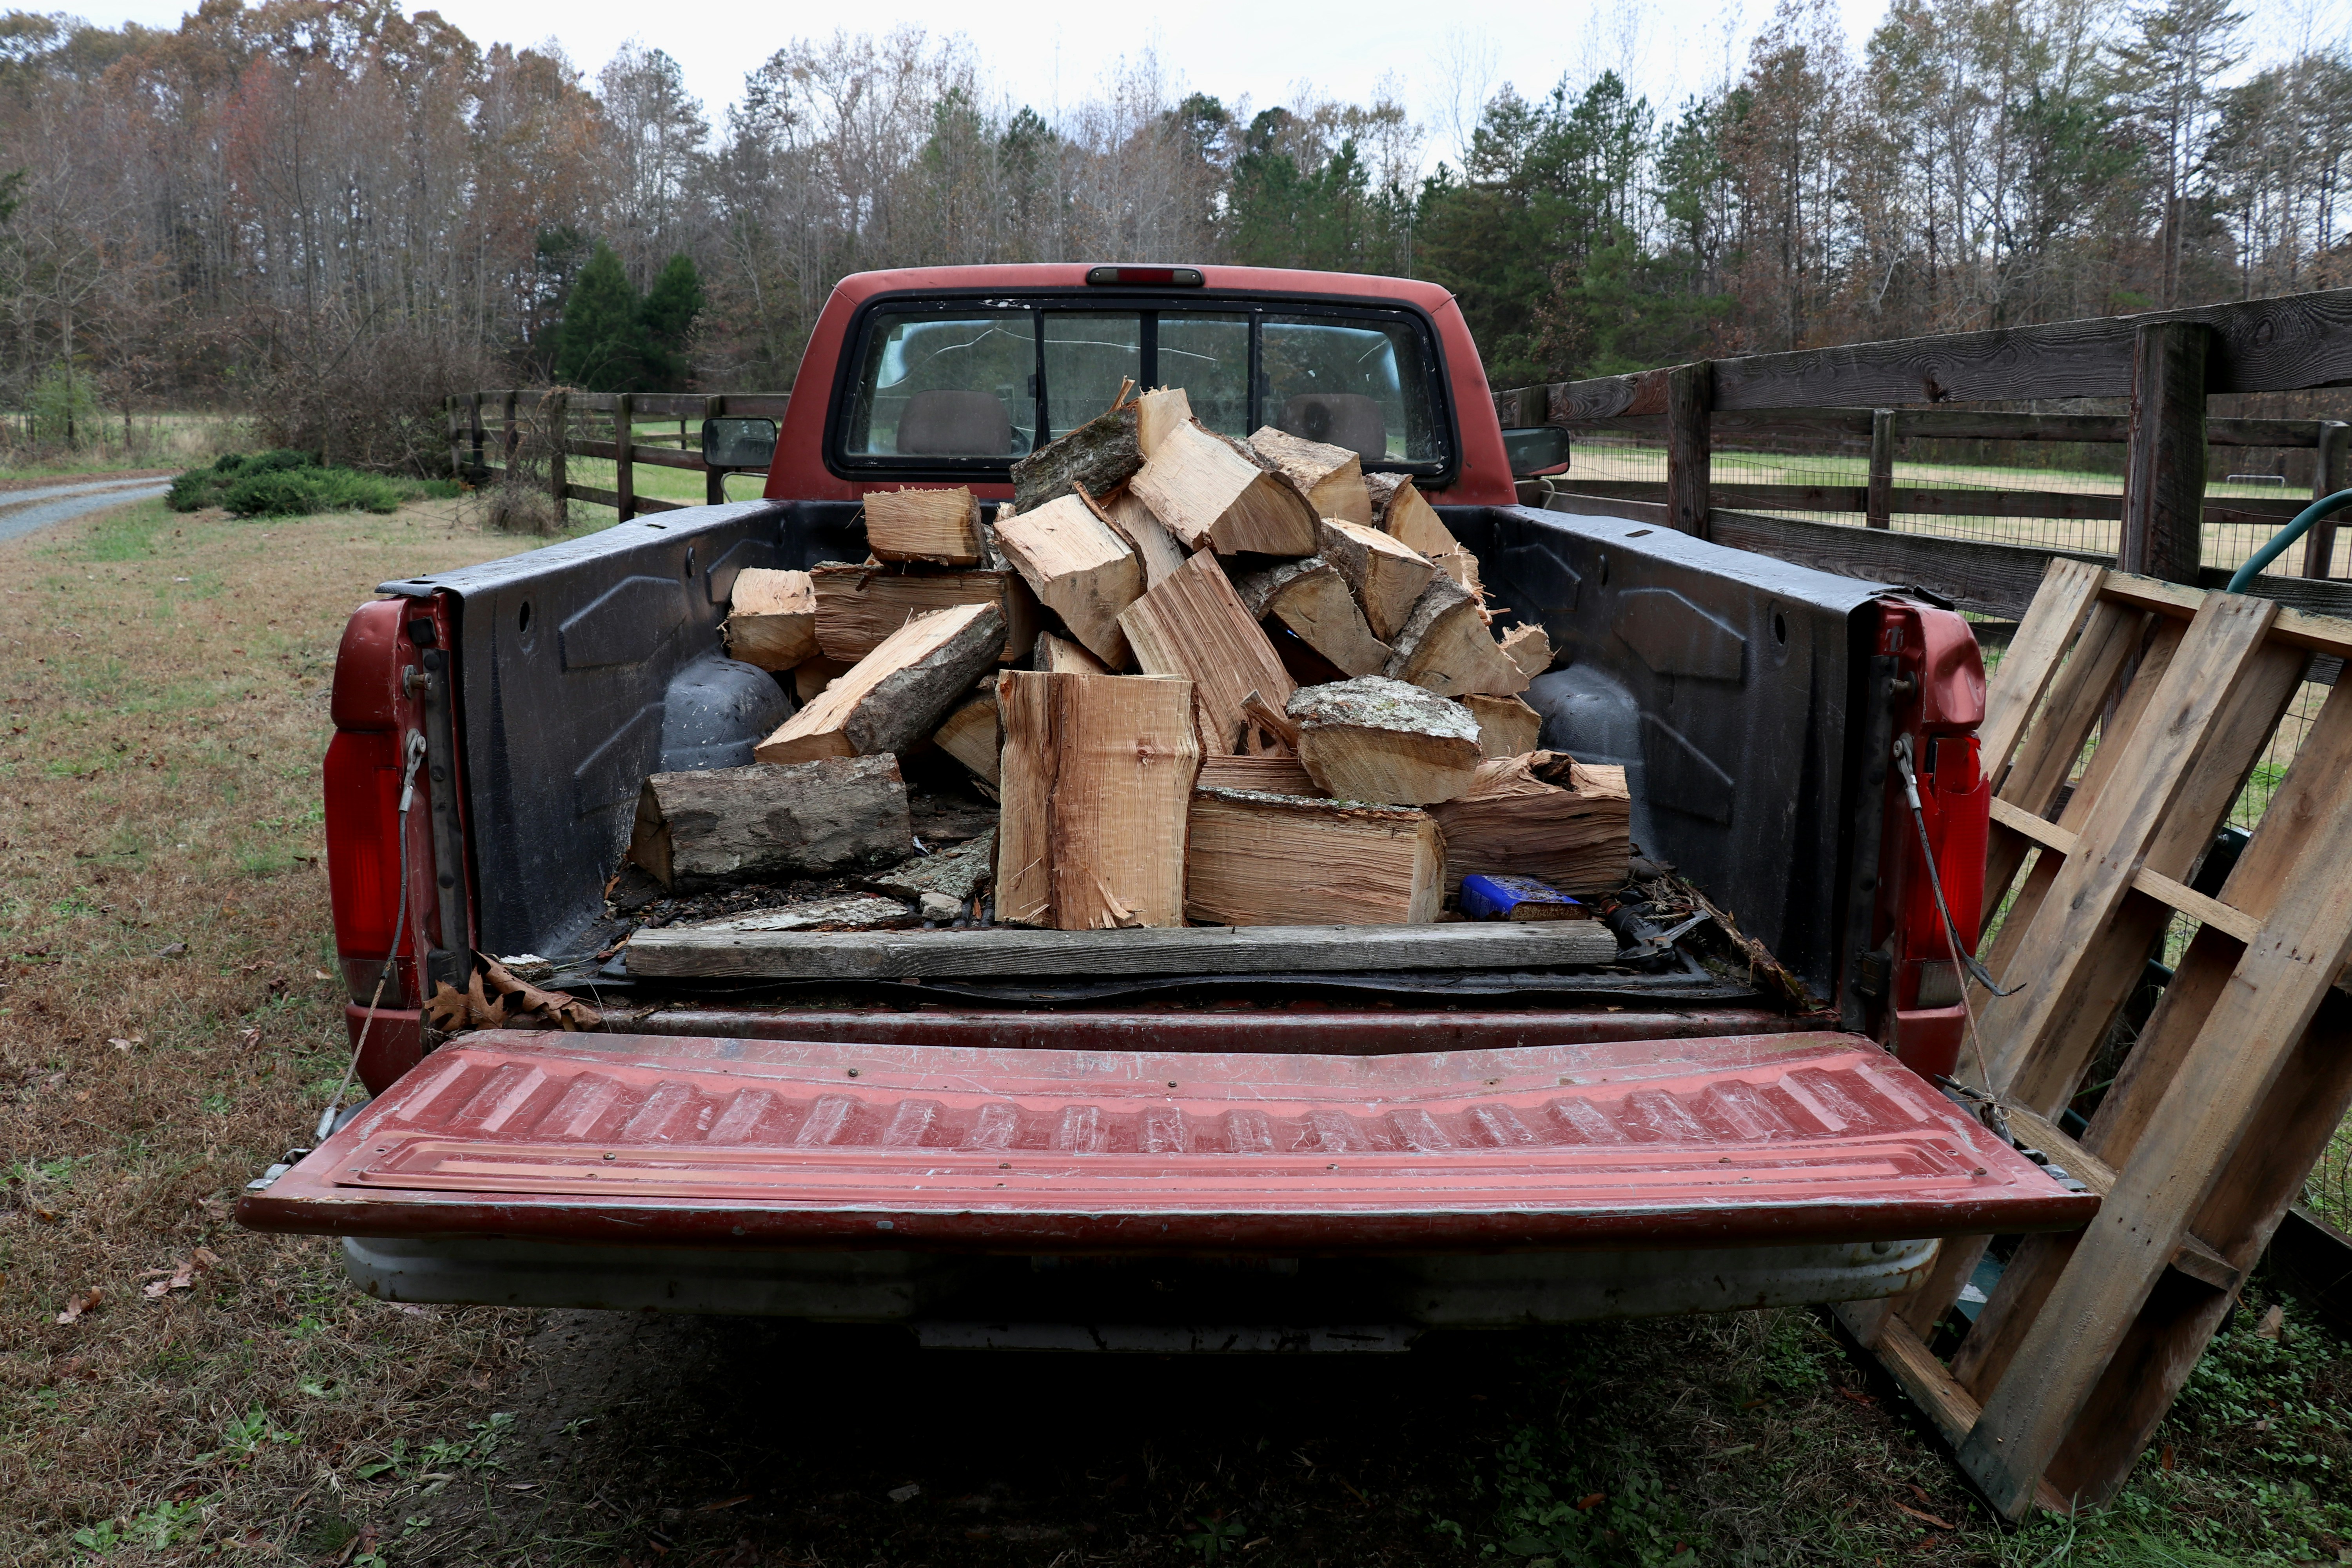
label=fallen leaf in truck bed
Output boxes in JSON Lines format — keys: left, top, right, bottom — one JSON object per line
{"left": 424, "top": 958, "right": 601, "bottom": 1034}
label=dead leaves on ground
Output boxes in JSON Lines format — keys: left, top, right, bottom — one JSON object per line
{"left": 140, "top": 1247, "right": 221, "bottom": 1299}
{"left": 55, "top": 1285, "right": 102, "bottom": 1325}
{"left": 423, "top": 957, "right": 599, "bottom": 1034}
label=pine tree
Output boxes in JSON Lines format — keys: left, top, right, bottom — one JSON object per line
{"left": 637, "top": 253, "right": 704, "bottom": 392}
{"left": 553, "top": 244, "right": 642, "bottom": 391}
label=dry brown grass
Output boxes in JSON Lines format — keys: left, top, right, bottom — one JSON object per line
{"left": 0, "top": 494, "right": 543, "bottom": 1562}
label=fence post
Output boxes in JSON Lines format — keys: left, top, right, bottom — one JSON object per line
{"left": 447, "top": 396, "right": 463, "bottom": 483}
{"left": 2119, "top": 321, "right": 2209, "bottom": 584}
{"left": 2301, "top": 421, "right": 2348, "bottom": 580}
{"left": 546, "top": 389, "right": 568, "bottom": 521}
{"left": 468, "top": 392, "right": 486, "bottom": 481}
{"left": 614, "top": 392, "right": 635, "bottom": 523}
{"left": 502, "top": 390, "right": 518, "bottom": 469}
{"left": 703, "top": 394, "right": 726, "bottom": 506}
{"left": 1866, "top": 408, "right": 1896, "bottom": 530}
{"left": 1665, "top": 361, "right": 1713, "bottom": 537}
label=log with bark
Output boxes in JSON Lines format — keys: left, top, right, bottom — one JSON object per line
{"left": 1009, "top": 402, "right": 1142, "bottom": 513}
{"left": 993, "top": 493, "right": 1143, "bottom": 667}
{"left": 1287, "top": 676, "right": 1483, "bottom": 805}
{"left": 1233, "top": 555, "right": 1391, "bottom": 677}
{"left": 863, "top": 827, "right": 997, "bottom": 904}
{"left": 1383, "top": 574, "right": 1529, "bottom": 698}
{"left": 1427, "top": 751, "right": 1632, "bottom": 894}
{"left": 756, "top": 602, "right": 1007, "bottom": 765}
{"left": 628, "top": 753, "right": 914, "bottom": 890}
{"left": 1091, "top": 483, "right": 1188, "bottom": 588}
{"left": 995, "top": 671, "right": 1200, "bottom": 930}
{"left": 722, "top": 568, "right": 818, "bottom": 671}
{"left": 1116, "top": 551, "right": 1297, "bottom": 755}
{"left": 1367, "top": 473, "right": 1461, "bottom": 558}
{"left": 1129, "top": 420, "right": 1318, "bottom": 557}
{"left": 1185, "top": 788, "right": 1444, "bottom": 926}
{"left": 1317, "top": 519, "right": 1434, "bottom": 641}
{"left": 1464, "top": 694, "right": 1544, "bottom": 758}
{"left": 864, "top": 486, "right": 985, "bottom": 565}
{"left": 1248, "top": 426, "right": 1373, "bottom": 524}
{"left": 811, "top": 562, "right": 1038, "bottom": 663}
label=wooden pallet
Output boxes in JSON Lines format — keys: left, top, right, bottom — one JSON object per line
{"left": 1838, "top": 558, "right": 2352, "bottom": 1518}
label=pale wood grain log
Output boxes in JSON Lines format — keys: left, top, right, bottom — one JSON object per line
{"left": 1234, "top": 556, "right": 1392, "bottom": 677}
{"left": 1465, "top": 694, "right": 1544, "bottom": 758}
{"left": 932, "top": 684, "right": 1000, "bottom": 784}
{"left": 993, "top": 493, "right": 1143, "bottom": 667}
{"left": 1368, "top": 473, "right": 1461, "bottom": 557}
{"left": 1427, "top": 752, "right": 1632, "bottom": 893}
{"left": 1249, "top": 425, "right": 1373, "bottom": 524}
{"left": 811, "top": 562, "right": 1038, "bottom": 663}
{"left": 722, "top": 568, "right": 818, "bottom": 671}
{"left": 1185, "top": 788, "right": 1445, "bottom": 926}
{"left": 1318, "top": 519, "right": 1434, "bottom": 641}
{"left": 1384, "top": 574, "right": 1529, "bottom": 697}
{"left": 1131, "top": 420, "right": 1318, "bottom": 556}
{"left": 864, "top": 486, "right": 984, "bottom": 565}
{"left": 756, "top": 603, "right": 1007, "bottom": 764}
{"left": 1289, "top": 676, "right": 1483, "bottom": 805}
{"left": 1118, "top": 551, "right": 1297, "bottom": 755}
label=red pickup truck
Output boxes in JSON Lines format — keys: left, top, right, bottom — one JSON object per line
{"left": 240, "top": 263, "right": 2088, "bottom": 1345}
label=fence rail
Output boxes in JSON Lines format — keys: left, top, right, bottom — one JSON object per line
{"left": 448, "top": 389, "right": 788, "bottom": 521}
{"left": 1498, "top": 286, "right": 2352, "bottom": 624}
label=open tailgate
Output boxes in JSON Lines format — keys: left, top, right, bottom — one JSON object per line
{"left": 240, "top": 1028, "right": 2094, "bottom": 1250}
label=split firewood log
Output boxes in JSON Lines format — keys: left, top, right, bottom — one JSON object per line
{"left": 1196, "top": 753, "right": 1324, "bottom": 796}
{"left": 1464, "top": 693, "right": 1544, "bottom": 758}
{"left": 756, "top": 602, "right": 1007, "bottom": 765}
{"left": 628, "top": 753, "right": 914, "bottom": 889}
{"left": 1185, "top": 788, "right": 1444, "bottom": 926}
{"left": 1009, "top": 402, "right": 1142, "bottom": 514}
{"left": 932, "top": 683, "right": 1000, "bottom": 784}
{"left": 1233, "top": 555, "right": 1390, "bottom": 677}
{"left": 1288, "top": 676, "right": 1483, "bottom": 805}
{"left": 1383, "top": 575, "right": 1528, "bottom": 698}
{"left": 1367, "top": 472, "right": 1461, "bottom": 558}
{"left": 1248, "top": 426, "right": 1373, "bottom": 524}
{"left": 1135, "top": 387, "right": 1193, "bottom": 459}
{"left": 723, "top": 568, "right": 818, "bottom": 671}
{"left": 864, "top": 486, "right": 984, "bottom": 565}
{"left": 1427, "top": 751, "right": 1632, "bottom": 894}
{"left": 1497, "top": 623, "right": 1554, "bottom": 679}
{"left": 793, "top": 656, "right": 851, "bottom": 704}
{"left": 1129, "top": 421, "right": 1318, "bottom": 557}
{"left": 993, "top": 493, "right": 1143, "bottom": 667}
{"left": 995, "top": 671, "right": 1200, "bottom": 930}
{"left": 1117, "top": 551, "right": 1296, "bottom": 755}
{"left": 1089, "top": 483, "right": 1187, "bottom": 588}
{"left": 1317, "top": 519, "right": 1434, "bottom": 641}
{"left": 811, "top": 562, "right": 1037, "bottom": 664}
{"left": 1031, "top": 631, "right": 1109, "bottom": 674}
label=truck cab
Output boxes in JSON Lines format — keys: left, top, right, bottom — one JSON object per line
{"left": 243, "top": 265, "right": 2085, "bottom": 1342}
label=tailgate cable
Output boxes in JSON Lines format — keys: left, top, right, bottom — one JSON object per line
{"left": 316, "top": 730, "right": 427, "bottom": 1142}
{"left": 1892, "top": 735, "right": 2021, "bottom": 1132}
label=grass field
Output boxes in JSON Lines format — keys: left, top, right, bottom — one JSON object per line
{"left": 2, "top": 491, "right": 2350, "bottom": 1564}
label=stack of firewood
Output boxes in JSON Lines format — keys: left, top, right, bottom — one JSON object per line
{"left": 626, "top": 385, "right": 1630, "bottom": 935}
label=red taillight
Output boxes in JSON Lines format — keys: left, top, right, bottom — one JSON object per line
{"left": 1085, "top": 265, "right": 1203, "bottom": 287}
{"left": 325, "top": 729, "right": 412, "bottom": 1002}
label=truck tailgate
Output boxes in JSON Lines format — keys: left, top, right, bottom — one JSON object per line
{"left": 240, "top": 1029, "right": 2093, "bottom": 1249}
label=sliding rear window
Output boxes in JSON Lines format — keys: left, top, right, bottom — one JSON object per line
{"left": 834, "top": 298, "right": 1451, "bottom": 482}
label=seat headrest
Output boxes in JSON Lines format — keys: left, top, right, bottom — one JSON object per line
{"left": 898, "top": 390, "right": 1013, "bottom": 456}
{"left": 1278, "top": 393, "right": 1387, "bottom": 462}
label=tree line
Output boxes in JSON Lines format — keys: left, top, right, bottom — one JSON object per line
{"left": 0, "top": 0, "right": 2342, "bottom": 467}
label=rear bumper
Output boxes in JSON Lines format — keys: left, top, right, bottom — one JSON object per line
{"left": 341, "top": 1232, "right": 1942, "bottom": 1335}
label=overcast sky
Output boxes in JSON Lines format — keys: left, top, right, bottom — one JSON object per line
{"left": 66, "top": 0, "right": 2350, "bottom": 168}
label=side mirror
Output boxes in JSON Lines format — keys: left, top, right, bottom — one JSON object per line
{"left": 1502, "top": 426, "right": 1571, "bottom": 477}
{"left": 702, "top": 417, "right": 777, "bottom": 471}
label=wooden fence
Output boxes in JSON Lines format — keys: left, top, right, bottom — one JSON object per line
{"left": 448, "top": 390, "right": 788, "bottom": 520}
{"left": 1495, "top": 289, "right": 2352, "bottom": 625}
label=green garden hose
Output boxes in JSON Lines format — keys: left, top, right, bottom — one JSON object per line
{"left": 2226, "top": 488, "right": 2352, "bottom": 592}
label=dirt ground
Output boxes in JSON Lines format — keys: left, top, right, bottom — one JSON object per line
{"left": 3, "top": 493, "right": 2349, "bottom": 1567}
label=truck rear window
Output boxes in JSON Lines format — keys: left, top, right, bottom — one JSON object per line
{"left": 836, "top": 299, "right": 1448, "bottom": 479}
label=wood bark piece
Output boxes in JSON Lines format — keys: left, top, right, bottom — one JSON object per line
{"left": 1031, "top": 631, "right": 1109, "bottom": 673}
{"left": 1318, "top": 519, "right": 1434, "bottom": 641}
{"left": 1118, "top": 551, "right": 1297, "bottom": 755}
{"left": 995, "top": 671, "right": 1200, "bottom": 930}
{"left": 626, "top": 918, "right": 1619, "bottom": 980}
{"left": 1185, "top": 788, "right": 1444, "bottom": 926}
{"left": 1234, "top": 556, "right": 1392, "bottom": 677}
{"left": 682, "top": 895, "right": 918, "bottom": 933}
{"left": 1384, "top": 574, "right": 1529, "bottom": 697}
{"left": 1130, "top": 420, "right": 1318, "bottom": 557}
{"left": 1288, "top": 677, "right": 1483, "bottom": 805}
{"left": 862, "top": 828, "right": 997, "bottom": 904}
{"left": 811, "top": 563, "right": 1038, "bottom": 663}
{"left": 1249, "top": 426, "right": 1373, "bottom": 524}
{"left": 1465, "top": 694, "right": 1544, "bottom": 758}
{"left": 864, "top": 486, "right": 984, "bottom": 565}
{"left": 628, "top": 754, "right": 914, "bottom": 890}
{"left": 1497, "top": 624, "right": 1554, "bottom": 679}
{"left": 722, "top": 568, "right": 818, "bottom": 671}
{"left": 993, "top": 494, "right": 1143, "bottom": 667}
{"left": 932, "top": 684, "right": 1000, "bottom": 784}
{"left": 1198, "top": 753, "right": 1323, "bottom": 796}
{"left": 1009, "top": 402, "right": 1142, "bottom": 514}
{"left": 793, "top": 657, "right": 851, "bottom": 704}
{"left": 1428, "top": 751, "right": 1632, "bottom": 894}
{"left": 1093, "top": 484, "right": 1187, "bottom": 588}
{"left": 756, "top": 603, "right": 1007, "bottom": 765}
{"left": 1135, "top": 387, "right": 1192, "bottom": 459}
{"left": 1368, "top": 473, "right": 1461, "bottom": 557}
